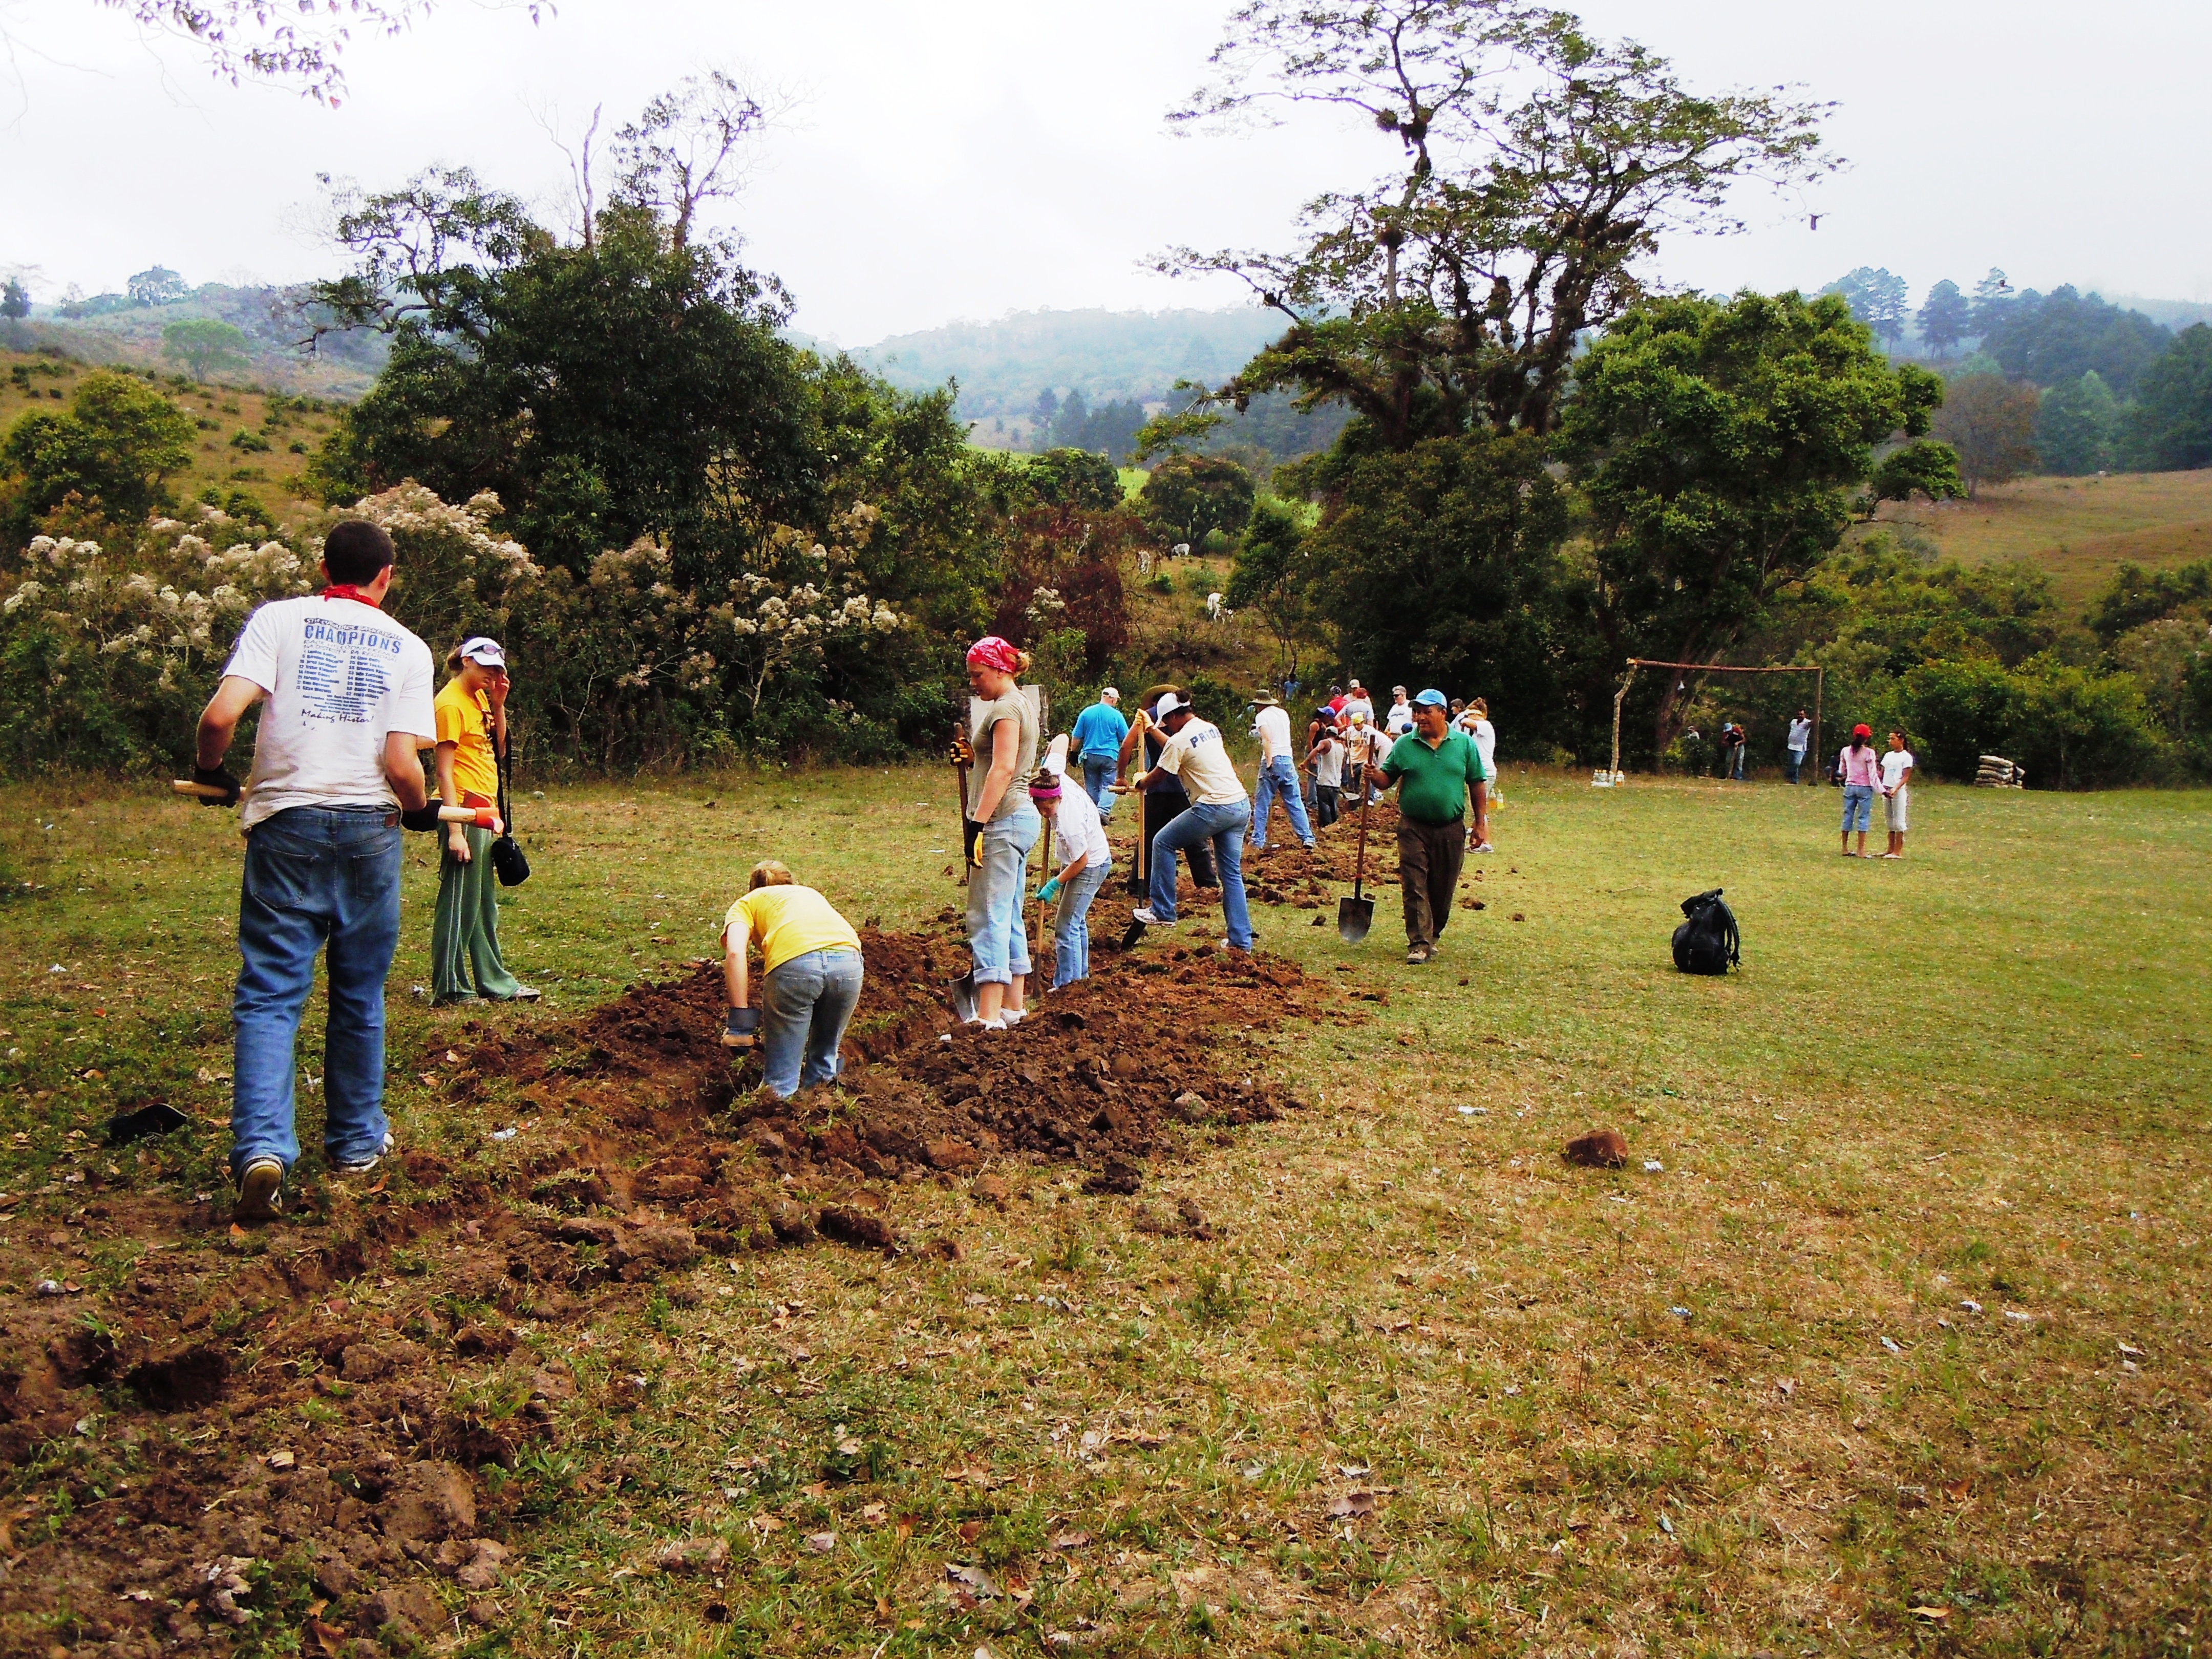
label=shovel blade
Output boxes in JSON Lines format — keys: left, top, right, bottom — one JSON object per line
{"left": 945, "top": 973, "right": 979, "bottom": 1024}
{"left": 1117, "top": 919, "right": 1147, "bottom": 951}
{"left": 1337, "top": 896, "right": 1374, "bottom": 943}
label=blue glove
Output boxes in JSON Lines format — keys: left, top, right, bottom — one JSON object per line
{"left": 1036, "top": 877, "right": 1062, "bottom": 904}
{"left": 721, "top": 1007, "right": 760, "bottom": 1049}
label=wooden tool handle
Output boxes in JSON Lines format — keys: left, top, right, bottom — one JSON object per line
{"left": 173, "top": 782, "right": 498, "bottom": 832}
{"left": 172, "top": 780, "right": 231, "bottom": 799}
{"left": 1351, "top": 777, "right": 1371, "bottom": 900}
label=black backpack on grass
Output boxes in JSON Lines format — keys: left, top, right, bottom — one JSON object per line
{"left": 1672, "top": 888, "right": 1739, "bottom": 975}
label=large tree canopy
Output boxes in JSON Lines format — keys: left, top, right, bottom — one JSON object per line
{"left": 1557, "top": 289, "right": 1943, "bottom": 747}
{"left": 1158, "top": 0, "right": 1833, "bottom": 445}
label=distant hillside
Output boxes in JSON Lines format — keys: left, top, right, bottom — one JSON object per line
{"left": 2110, "top": 296, "right": 2212, "bottom": 333}
{"left": 828, "top": 306, "right": 1285, "bottom": 418}
{"left": 7, "top": 281, "right": 384, "bottom": 399}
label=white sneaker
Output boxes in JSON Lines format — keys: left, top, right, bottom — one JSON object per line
{"left": 998, "top": 1008, "right": 1026, "bottom": 1027}
{"left": 1131, "top": 906, "right": 1164, "bottom": 925}
{"left": 333, "top": 1132, "right": 395, "bottom": 1177}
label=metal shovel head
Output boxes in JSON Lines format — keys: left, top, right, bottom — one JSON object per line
{"left": 945, "top": 972, "right": 979, "bottom": 1024}
{"left": 1118, "top": 916, "right": 1147, "bottom": 951}
{"left": 1337, "top": 894, "right": 1374, "bottom": 943}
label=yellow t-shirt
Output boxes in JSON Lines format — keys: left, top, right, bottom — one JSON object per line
{"left": 434, "top": 679, "right": 500, "bottom": 802}
{"left": 722, "top": 884, "right": 862, "bottom": 976}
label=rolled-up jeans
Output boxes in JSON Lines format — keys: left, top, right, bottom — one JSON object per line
{"left": 232, "top": 805, "right": 401, "bottom": 1178}
{"left": 1250, "top": 754, "right": 1313, "bottom": 848}
{"left": 967, "top": 806, "right": 1040, "bottom": 987}
{"left": 1147, "top": 799, "right": 1254, "bottom": 950}
{"left": 1081, "top": 757, "right": 1118, "bottom": 819}
{"left": 1841, "top": 783, "right": 1875, "bottom": 833}
{"left": 760, "top": 947, "right": 864, "bottom": 1098}
{"left": 1787, "top": 749, "right": 1805, "bottom": 784}
{"left": 1052, "top": 860, "right": 1112, "bottom": 987}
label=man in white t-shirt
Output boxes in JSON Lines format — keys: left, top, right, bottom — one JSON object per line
{"left": 1880, "top": 730, "right": 1915, "bottom": 859}
{"left": 1129, "top": 692, "right": 1254, "bottom": 950}
{"left": 1342, "top": 679, "right": 1375, "bottom": 727}
{"left": 1345, "top": 712, "right": 1387, "bottom": 802}
{"left": 191, "top": 519, "right": 440, "bottom": 1221}
{"left": 1384, "top": 686, "right": 1415, "bottom": 736}
{"left": 1247, "top": 692, "right": 1314, "bottom": 852}
{"left": 1786, "top": 709, "right": 1813, "bottom": 784}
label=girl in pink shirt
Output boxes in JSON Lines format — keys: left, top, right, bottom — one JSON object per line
{"left": 1838, "top": 725, "right": 1881, "bottom": 855}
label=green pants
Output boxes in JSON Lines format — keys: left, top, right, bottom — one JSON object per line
{"left": 432, "top": 824, "right": 523, "bottom": 1002}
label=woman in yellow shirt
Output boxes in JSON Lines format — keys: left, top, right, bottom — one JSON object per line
{"left": 430, "top": 637, "right": 534, "bottom": 1006}
{"left": 719, "top": 861, "right": 865, "bottom": 1099}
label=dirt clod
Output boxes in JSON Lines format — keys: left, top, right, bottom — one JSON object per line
{"left": 1562, "top": 1130, "right": 1630, "bottom": 1169}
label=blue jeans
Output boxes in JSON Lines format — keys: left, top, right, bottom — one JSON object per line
{"left": 760, "top": 948, "right": 864, "bottom": 1098}
{"left": 1788, "top": 749, "right": 1805, "bottom": 784}
{"left": 1250, "top": 755, "right": 1314, "bottom": 848}
{"left": 968, "top": 806, "right": 1040, "bottom": 987}
{"left": 1148, "top": 799, "right": 1254, "bottom": 950}
{"left": 1052, "top": 860, "right": 1112, "bottom": 987}
{"left": 231, "top": 806, "right": 401, "bottom": 1177}
{"left": 1731, "top": 746, "right": 1749, "bottom": 780}
{"left": 1081, "top": 757, "right": 1118, "bottom": 819}
{"left": 1841, "top": 784, "right": 1875, "bottom": 833}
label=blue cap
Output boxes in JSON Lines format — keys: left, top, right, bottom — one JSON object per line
{"left": 1413, "top": 688, "right": 1449, "bottom": 708}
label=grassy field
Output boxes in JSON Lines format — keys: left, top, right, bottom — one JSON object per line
{"left": 2, "top": 348, "right": 340, "bottom": 524}
{"left": 3, "top": 765, "right": 2208, "bottom": 1655}
{"left": 1871, "top": 470, "right": 2212, "bottom": 608}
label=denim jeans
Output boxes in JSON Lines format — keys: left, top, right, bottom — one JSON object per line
{"left": 1081, "top": 757, "right": 1118, "bottom": 819}
{"left": 232, "top": 806, "right": 401, "bottom": 1177}
{"left": 760, "top": 948, "right": 864, "bottom": 1098}
{"left": 1250, "top": 754, "right": 1314, "bottom": 848}
{"left": 1841, "top": 783, "right": 1875, "bottom": 833}
{"left": 1787, "top": 749, "right": 1805, "bottom": 784}
{"left": 1052, "top": 860, "right": 1112, "bottom": 987}
{"left": 967, "top": 806, "right": 1040, "bottom": 987}
{"left": 1148, "top": 799, "right": 1254, "bottom": 949}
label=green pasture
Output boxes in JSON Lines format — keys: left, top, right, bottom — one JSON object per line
{"left": 3, "top": 767, "right": 2207, "bottom": 1654}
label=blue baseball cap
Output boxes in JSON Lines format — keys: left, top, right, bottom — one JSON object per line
{"left": 1413, "top": 688, "right": 1449, "bottom": 708}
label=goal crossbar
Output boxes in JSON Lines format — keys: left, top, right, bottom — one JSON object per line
{"left": 1608, "top": 658, "right": 1824, "bottom": 781}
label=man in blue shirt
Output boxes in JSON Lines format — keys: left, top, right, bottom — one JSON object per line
{"left": 1069, "top": 687, "right": 1130, "bottom": 819}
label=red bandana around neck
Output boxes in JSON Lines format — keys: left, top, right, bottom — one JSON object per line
{"left": 322, "top": 584, "right": 382, "bottom": 609}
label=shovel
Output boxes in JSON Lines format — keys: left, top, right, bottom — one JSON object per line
{"left": 1119, "top": 789, "right": 1150, "bottom": 950}
{"left": 171, "top": 781, "right": 501, "bottom": 831}
{"left": 1337, "top": 779, "right": 1375, "bottom": 943}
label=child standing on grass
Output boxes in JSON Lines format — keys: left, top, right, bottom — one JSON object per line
{"left": 1881, "top": 730, "right": 1915, "bottom": 859}
{"left": 1838, "top": 724, "right": 1881, "bottom": 856}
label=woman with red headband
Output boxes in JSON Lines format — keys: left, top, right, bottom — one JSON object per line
{"left": 961, "top": 635, "right": 1040, "bottom": 1028}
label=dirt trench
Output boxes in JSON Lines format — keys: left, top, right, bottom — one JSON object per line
{"left": 0, "top": 924, "right": 1346, "bottom": 1657}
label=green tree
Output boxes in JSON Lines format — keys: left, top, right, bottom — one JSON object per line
{"left": 1226, "top": 497, "right": 1322, "bottom": 680}
{"left": 1822, "top": 267, "right": 1910, "bottom": 348}
{"left": 1159, "top": 0, "right": 1832, "bottom": 445}
{"left": 161, "top": 317, "right": 252, "bottom": 380}
{"left": 1304, "top": 428, "right": 1576, "bottom": 748}
{"left": 1, "top": 368, "right": 196, "bottom": 531}
{"left": 1024, "top": 448, "right": 1122, "bottom": 513}
{"left": 2035, "top": 370, "right": 2119, "bottom": 475}
{"left": 2124, "top": 323, "right": 2212, "bottom": 472}
{"left": 125, "top": 266, "right": 187, "bottom": 307}
{"left": 1932, "top": 372, "right": 2041, "bottom": 496}
{"left": 1140, "top": 454, "right": 1255, "bottom": 548}
{"left": 1867, "top": 439, "right": 1964, "bottom": 510}
{"left": 1915, "top": 278, "right": 1971, "bottom": 357}
{"left": 0, "top": 279, "right": 27, "bottom": 320}
{"left": 1557, "top": 288, "right": 1943, "bottom": 750}
{"left": 1977, "top": 285, "right": 2171, "bottom": 394}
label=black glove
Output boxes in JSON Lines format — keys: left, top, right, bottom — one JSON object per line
{"left": 400, "top": 799, "right": 444, "bottom": 833}
{"left": 726, "top": 1007, "right": 761, "bottom": 1035}
{"left": 963, "top": 817, "right": 984, "bottom": 868}
{"left": 192, "top": 764, "right": 240, "bottom": 807}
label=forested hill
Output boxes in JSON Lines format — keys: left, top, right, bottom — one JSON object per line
{"left": 816, "top": 306, "right": 1286, "bottom": 421}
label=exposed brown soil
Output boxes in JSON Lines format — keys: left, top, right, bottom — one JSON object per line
{"left": 0, "top": 925, "right": 1338, "bottom": 1657}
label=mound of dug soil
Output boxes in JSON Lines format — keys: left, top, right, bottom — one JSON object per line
{"left": 0, "top": 925, "right": 1339, "bottom": 1657}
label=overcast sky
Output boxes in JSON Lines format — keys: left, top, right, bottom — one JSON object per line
{"left": 4, "top": 0, "right": 2208, "bottom": 343}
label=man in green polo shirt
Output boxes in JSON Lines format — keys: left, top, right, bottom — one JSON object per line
{"left": 1371, "top": 688, "right": 1490, "bottom": 964}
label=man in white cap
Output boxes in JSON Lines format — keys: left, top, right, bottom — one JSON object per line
{"left": 1068, "top": 685, "right": 1129, "bottom": 820}
{"left": 1246, "top": 690, "right": 1314, "bottom": 853}
{"left": 1129, "top": 693, "right": 1255, "bottom": 951}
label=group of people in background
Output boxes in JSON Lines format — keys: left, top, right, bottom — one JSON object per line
{"left": 1287, "top": 680, "right": 1497, "bottom": 855}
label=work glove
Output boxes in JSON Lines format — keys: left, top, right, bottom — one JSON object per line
{"left": 964, "top": 817, "right": 984, "bottom": 868}
{"left": 1036, "top": 876, "right": 1063, "bottom": 905}
{"left": 721, "top": 1006, "right": 761, "bottom": 1050}
{"left": 192, "top": 764, "right": 240, "bottom": 807}
{"left": 400, "top": 799, "right": 445, "bottom": 833}
{"left": 948, "top": 734, "right": 974, "bottom": 767}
